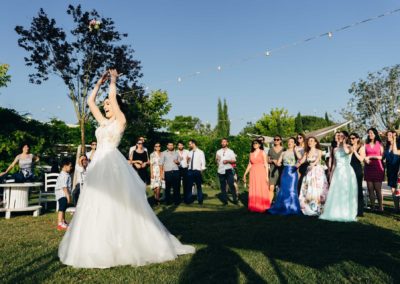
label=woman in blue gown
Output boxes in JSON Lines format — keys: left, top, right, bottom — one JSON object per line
{"left": 269, "top": 137, "right": 303, "bottom": 215}
{"left": 320, "top": 131, "right": 358, "bottom": 222}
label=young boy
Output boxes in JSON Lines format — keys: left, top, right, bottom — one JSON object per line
{"left": 55, "top": 158, "right": 73, "bottom": 231}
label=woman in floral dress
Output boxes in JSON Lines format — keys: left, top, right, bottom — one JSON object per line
{"left": 150, "top": 142, "right": 164, "bottom": 204}
{"left": 298, "top": 137, "right": 329, "bottom": 216}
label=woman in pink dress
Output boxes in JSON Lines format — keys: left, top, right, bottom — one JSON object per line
{"left": 362, "top": 128, "right": 384, "bottom": 211}
{"left": 243, "top": 140, "right": 270, "bottom": 212}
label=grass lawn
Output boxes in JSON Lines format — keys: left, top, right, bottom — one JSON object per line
{"left": 0, "top": 187, "right": 399, "bottom": 283}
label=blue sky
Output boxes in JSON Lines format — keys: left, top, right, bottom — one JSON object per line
{"left": 1, "top": 0, "right": 400, "bottom": 134}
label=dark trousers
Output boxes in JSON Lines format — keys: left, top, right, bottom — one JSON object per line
{"left": 218, "top": 169, "right": 237, "bottom": 204}
{"left": 165, "top": 170, "right": 180, "bottom": 205}
{"left": 355, "top": 172, "right": 364, "bottom": 216}
{"left": 186, "top": 170, "right": 203, "bottom": 204}
{"left": 73, "top": 184, "right": 81, "bottom": 206}
{"left": 179, "top": 167, "right": 188, "bottom": 196}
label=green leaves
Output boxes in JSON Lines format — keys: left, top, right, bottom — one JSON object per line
{"left": 0, "top": 64, "right": 11, "bottom": 89}
{"left": 342, "top": 64, "right": 400, "bottom": 131}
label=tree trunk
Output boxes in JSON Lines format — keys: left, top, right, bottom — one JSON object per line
{"left": 80, "top": 118, "right": 85, "bottom": 156}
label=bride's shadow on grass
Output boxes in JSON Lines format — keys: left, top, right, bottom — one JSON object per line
{"left": 157, "top": 208, "right": 400, "bottom": 283}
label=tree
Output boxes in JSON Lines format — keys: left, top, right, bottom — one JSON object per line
{"left": 215, "top": 98, "right": 230, "bottom": 137}
{"left": 341, "top": 65, "right": 400, "bottom": 131}
{"left": 0, "top": 64, "right": 11, "bottom": 89}
{"left": 295, "top": 112, "right": 303, "bottom": 133}
{"left": 324, "top": 112, "right": 330, "bottom": 124}
{"left": 15, "top": 5, "right": 143, "bottom": 153}
{"left": 301, "top": 115, "right": 333, "bottom": 132}
{"left": 166, "top": 115, "right": 212, "bottom": 136}
{"left": 254, "top": 108, "right": 295, "bottom": 137}
{"left": 223, "top": 99, "right": 230, "bottom": 136}
{"left": 120, "top": 90, "right": 171, "bottom": 149}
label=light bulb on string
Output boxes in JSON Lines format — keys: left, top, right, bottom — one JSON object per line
{"left": 177, "top": 77, "right": 182, "bottom": 83}
{"left": 217, "top": 66, "right": 222, "bottom": 71}
{"left": 265, "top": 51, "right": 271, "bottom": 56}
{"left": 328, "top": 32, "right": 333, "bottom": 38}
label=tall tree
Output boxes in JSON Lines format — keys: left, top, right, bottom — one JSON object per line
{"left": 0, "top": 64, "right": 11, "bottom": 90}
{"left": 15, "top": 5, "right": 143, "bottom": 152}
{"left": 295, "top": 112, "right": 303, "bottom": 133}
{"left": 223, "top": 99, "right": 230, "bottom": 136}
{"left": 341, "top": 65, "right": 400, "bottom": 131}
{"left": 324, "top": 112, "right": 330, "bottom": 124}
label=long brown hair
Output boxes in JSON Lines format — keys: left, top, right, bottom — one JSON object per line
{"left": 304, "top": 136, "right": 321, "bottom": 153}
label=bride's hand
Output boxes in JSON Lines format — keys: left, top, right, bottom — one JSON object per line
{"left": 97, "top": 71, "right": 109, "bottom": 86}
{"left": 109, "top": 69, "right": 121, "bottom": 81}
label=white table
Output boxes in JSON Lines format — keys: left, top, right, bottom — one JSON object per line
{"left": 0, "top": 182, "right": 43, "bottom": 219}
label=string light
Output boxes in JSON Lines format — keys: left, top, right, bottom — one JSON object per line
{"left": 118, "top": 7, "right": 400, "bottom": 96}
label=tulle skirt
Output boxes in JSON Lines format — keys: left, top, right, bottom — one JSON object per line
{"left": 320, "top": 163, "right": 358, "bottom": 222}
{"left": 58, "top": 147, "right": 195, "bottom": 268}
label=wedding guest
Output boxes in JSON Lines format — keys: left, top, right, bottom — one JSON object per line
{"left": 320, "top": 131, "right": 358, "bottom": 222}
{"left": 0, "top": 142, "right": 39, "bottom": 182}
{"left": 150, "top": 142, "right": 164, "bottom": 205}
{"left": 177, "top": 141, "right": 189, "bottom": 200}
{"left": 129, "top": 136, "right": 149, "bottom": 161}
{"left": 73, "top": 155, "right": 88, "bottom": 206}
{"left": 161, "top": 142, "right": 181, "bottom": 205}
{"left": 130, "top": 140, "right": 149, "bottom": 183}
{"left": 350, "top": 132, "right": 366, "bottom": 217}
{"left": 268, "top": 135, "right": 284, "bottom": 202}
{"left": 86, "top": 140, "right": 97, "bottom": 162}
{"left": 298, "top": 137, "right": 329, "bottom": 216}
{"left": 296, "top": 133, "right": 307, "bottom": 194}
{"left": 388, "top": 133, "right": 400, "bottom": 213}
{"left": 269, "top": 137, "right": 302, "bottom": 215}
{"left": 243, "top": 139, "right": 270, "bottom": 212}
{"left": 216, "top": 138, "right": 238, "bottom": 205}
{"left": 55, "top": 158, "right": 73, "bottom": 231}
{"left": 187, "top": 139, "right": 206, "bottom": 204}
{"left": 363, "top": 127, "right": 384, "bottom": 212}
{"left": 385, "top": 131, "right": 400, "bottom": 212}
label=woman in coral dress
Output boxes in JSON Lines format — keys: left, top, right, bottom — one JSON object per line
{"left": 243, "top": 139, "right": 270, "bottom": 212}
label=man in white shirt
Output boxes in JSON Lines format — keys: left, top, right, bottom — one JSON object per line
{"left": 177, "top": 140, "right": 189, "bottom": 199}
{"left": 216, "top": 138, "right": 238, "bottom": 205}
{"left": 186, "top": 139, "right": 206, "bottom": 204}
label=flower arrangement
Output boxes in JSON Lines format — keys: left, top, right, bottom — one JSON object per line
{"left": 88, "top": 19, "right": 101, "bottom": 32}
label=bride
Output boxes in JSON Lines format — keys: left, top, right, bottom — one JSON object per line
{"left": 59, "top": 69, "right": 195, "bottom": 268}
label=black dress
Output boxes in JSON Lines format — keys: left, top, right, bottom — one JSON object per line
{"left": 132, "top": 150, "right": 149, "bottom": 183}
{"left": 350, "top": 147, "right": 364, "bottom": 216}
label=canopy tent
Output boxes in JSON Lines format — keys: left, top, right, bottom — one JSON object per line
{"left": 247, "top": 120, "right": 352, "bottom": 144}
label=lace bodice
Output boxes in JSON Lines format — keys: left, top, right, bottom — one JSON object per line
{"left": 95, "top": 119, "right": 124, "bottom": 150}
{"left": 282, "top": 151, "right": 296, "bottom": 166}
{"left": 334, "top": 147, "right": 351, "bottom": 167}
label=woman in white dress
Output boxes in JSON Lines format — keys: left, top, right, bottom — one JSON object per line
{"left": 59, "top": 70, "right": 195, "bottom": 268}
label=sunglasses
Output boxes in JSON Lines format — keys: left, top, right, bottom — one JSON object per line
{"left": 274, "top": 138, "right": 281, "bottom": 141}
{"left": 297, "top": 137, "right": 303, "bottom": 139}
{"left": 137, "top": 143, "right": 143, "bottom": 145}
{"left": 350, "top": 137, "right": 356, "bottom": 140}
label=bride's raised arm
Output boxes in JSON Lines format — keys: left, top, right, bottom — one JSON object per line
{"left": 108, "top": 69, "right": 126, "bottom": 129}
{"left": 88, "top": 72, "right": 109, "bottom": 125}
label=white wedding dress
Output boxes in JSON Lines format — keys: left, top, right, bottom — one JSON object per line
{"left": 59, "top": 119, "right": 195, "bottom": 268}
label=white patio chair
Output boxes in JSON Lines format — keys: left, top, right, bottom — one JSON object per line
{"left": 39, "top": 173, "right": 59, "bottom": 210}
